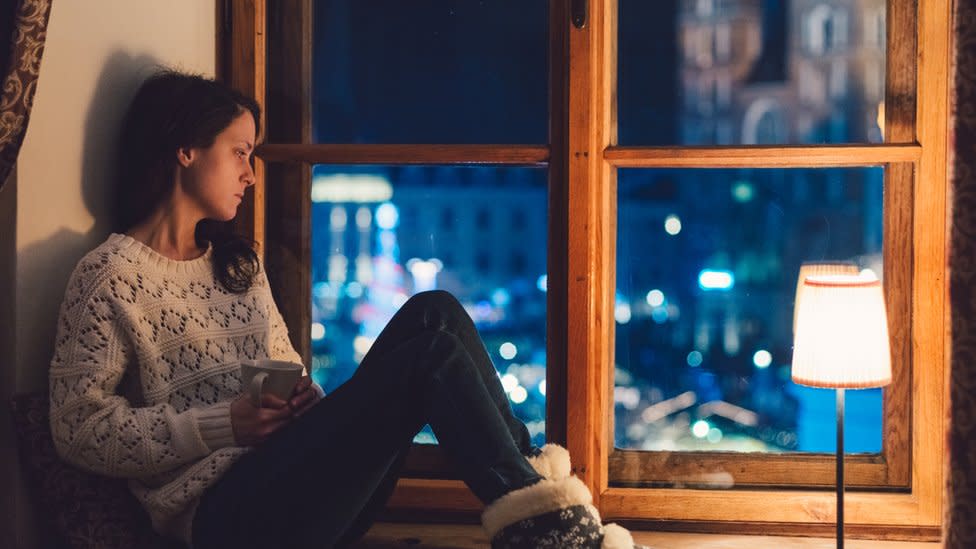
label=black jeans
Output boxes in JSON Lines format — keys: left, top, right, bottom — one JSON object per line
{"left": 191, "top": 290, "right": 544, "bottom": 549}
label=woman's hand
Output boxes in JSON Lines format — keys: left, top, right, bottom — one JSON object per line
{"left": 230, "top": 393, "right": 293, "bottom": 447}
{"left": 287, "top": 376, "right": 322, "bottom": 417}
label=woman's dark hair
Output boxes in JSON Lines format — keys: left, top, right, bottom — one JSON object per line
{"left": 115, "top": 69, "right": 261, "bottom": 293}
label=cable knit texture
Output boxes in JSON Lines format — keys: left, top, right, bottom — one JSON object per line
{"left": 48, "top": 233, "right": 304, "bottom": 545}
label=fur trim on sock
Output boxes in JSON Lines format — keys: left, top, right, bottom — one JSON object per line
{"left": 526, "top": 443, "right": 572, "bottom": 480}
{"left": 481, "top": 475, "right": 593, "bottom": 539}
{"left": 601, "top": 523, "right": 636, "bottom": 549}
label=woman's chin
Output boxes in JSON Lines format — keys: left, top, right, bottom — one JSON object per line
{"left": 209, "top": 209, "right": 237, "bottom": 222}
{"left": 203, "top": 202, "right": 242, "bottom": 222}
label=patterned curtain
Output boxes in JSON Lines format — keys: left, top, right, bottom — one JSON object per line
{"left": 0, "top": 0, "right": 53, "bottom": 189}
{"left": 948, "top": 0, "right": 976, "bottom": 546}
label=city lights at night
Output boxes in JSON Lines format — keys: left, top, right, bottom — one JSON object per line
{"left": 308, "top": 0, "right": 886, "bottom": 454}
{"left": 698, "top": 270, "right": 735, "bottom": 291}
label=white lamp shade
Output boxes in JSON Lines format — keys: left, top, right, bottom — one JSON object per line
{"left": 792, "top": 274, "right": 892, "bottom": 388}
{"left": 792, "top": 261, "right": 860, "bottom": 334}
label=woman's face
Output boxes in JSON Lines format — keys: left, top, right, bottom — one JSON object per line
{"left": 178, "top": 111, "right": 257, "bottom": 222}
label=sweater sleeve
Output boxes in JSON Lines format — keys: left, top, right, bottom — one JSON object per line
{"left": 48, "top": 272, "right": 236, "bottom": 479}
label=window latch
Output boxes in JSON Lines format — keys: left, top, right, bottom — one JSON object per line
{"left": 572, "top": 0, "right": 587, "bottom": 29}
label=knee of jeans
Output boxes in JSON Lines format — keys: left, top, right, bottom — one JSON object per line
{"left": 407, "top": 290, "right": 464, "bottom": 327}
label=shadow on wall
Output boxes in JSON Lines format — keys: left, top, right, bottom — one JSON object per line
{"left": 15, "top": 50, "right": 171, "bottom": 389}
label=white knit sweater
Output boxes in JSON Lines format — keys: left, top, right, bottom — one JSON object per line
{"left": 48, "top": 233, "right": 305, "bottom": 545}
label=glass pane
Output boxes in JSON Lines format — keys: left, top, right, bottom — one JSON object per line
{"left": 614, "top": 167, "right": 884, "bottom": 453}
{"left": 310, "top": 165, "right": 548, "bottom": 446}
{"left": 310, "top": 0, "right": 548, "bottom": 144}
{"left": 619, "top": 0, "right": 887, "bottom": 145}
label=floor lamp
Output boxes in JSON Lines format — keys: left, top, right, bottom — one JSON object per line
{"left": 791, "top": 273, "right": 892, "bottom": 549}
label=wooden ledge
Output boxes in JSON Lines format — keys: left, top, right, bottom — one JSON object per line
{"left": 352, "top": 522, "right": 940, "bottom": 548}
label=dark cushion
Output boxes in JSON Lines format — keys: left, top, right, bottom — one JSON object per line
{"left": 9, "top": 391, "right": 182, "bottom": 549}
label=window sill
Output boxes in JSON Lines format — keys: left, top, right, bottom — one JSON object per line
{"left": 354, "top": 522, "right": 941, "bottom": 548}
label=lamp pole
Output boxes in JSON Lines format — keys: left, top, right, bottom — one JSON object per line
{"left": 836, "top": 387, "right": 845, "bottom": 549}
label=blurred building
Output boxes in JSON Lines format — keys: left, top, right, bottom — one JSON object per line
{"left": 678, "top": 0, "right": 885, "bottom": 145}
{"left": 615, "top": 0, "right": 886, "bottom": 451}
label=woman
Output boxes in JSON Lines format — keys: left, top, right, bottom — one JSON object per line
{"left": 48, "top": 70, "right": 642, "bottom": 549}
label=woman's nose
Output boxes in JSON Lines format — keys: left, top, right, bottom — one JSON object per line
{"left": 243, "top": 163, "right": 256, "bottom": 186}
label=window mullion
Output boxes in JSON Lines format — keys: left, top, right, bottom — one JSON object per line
{"left": 911, "top": 0, "right": 950, "bottom": 524}
{"left": 546, "top": 0, "right": 572, "bottom": 448}
{"left": 222, "top": 0, "right": 268, "bottom": 250}
{"left": 264, "top": 0, "right": 313, "bottom": 365}
{"left": 565, "top": 0, "right": 618, "bottom": 504}
{"left": 255, "top": 144, "right": 550, "bottom": 165}
{"left": 605, "top": 144, "right": 921, "bottom": 167}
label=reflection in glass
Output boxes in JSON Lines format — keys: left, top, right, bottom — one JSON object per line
{"left": 614, "top": 167, "right": 884, "bottom": 453}
{"left": 619, "top": 0, "right": 886, "bottom": 145}
{"left": 309, "top": 166, "right": 548, "bottom": 446}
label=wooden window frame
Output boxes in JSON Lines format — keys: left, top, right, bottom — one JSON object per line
{"left": 220, "top": 0, "right": 948, "bottom": 539}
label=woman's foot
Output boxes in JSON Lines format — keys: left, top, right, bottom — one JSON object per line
{"left": 526, "top": 443, "right": 572, "bottom": 481}
{"left": 481, "top": 474, "right": 649, "bottom": 548}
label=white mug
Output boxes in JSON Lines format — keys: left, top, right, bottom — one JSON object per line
{"left": 240, "top": 359, "right": 303, "bottom": 407}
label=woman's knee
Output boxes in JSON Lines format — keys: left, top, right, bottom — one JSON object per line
{"left": 403, "top": 290, "right": 465, "bottom": 326}
{"left": 408, "top": 289, "right": 461, "bottom": 308}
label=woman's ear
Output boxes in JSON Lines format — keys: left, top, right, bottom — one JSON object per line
{"left": 176, "top": 147, "right": 195, "bottom": 168}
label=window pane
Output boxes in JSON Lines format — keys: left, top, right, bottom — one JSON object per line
{"left": 310, "top": 165, "right": 548, "bottom": 446}
{"left": 619, "top": 0, "right": 886, "bottom": 145}
{"left": 310, "top": 0, "right": 548, "bottom": 144}
{"left": 614, "top": 167, "right": 884, "bottom": 453}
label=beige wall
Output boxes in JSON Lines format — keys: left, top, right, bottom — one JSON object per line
{"left": 0, "top": 1, "right": 215, "bottom": 546}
